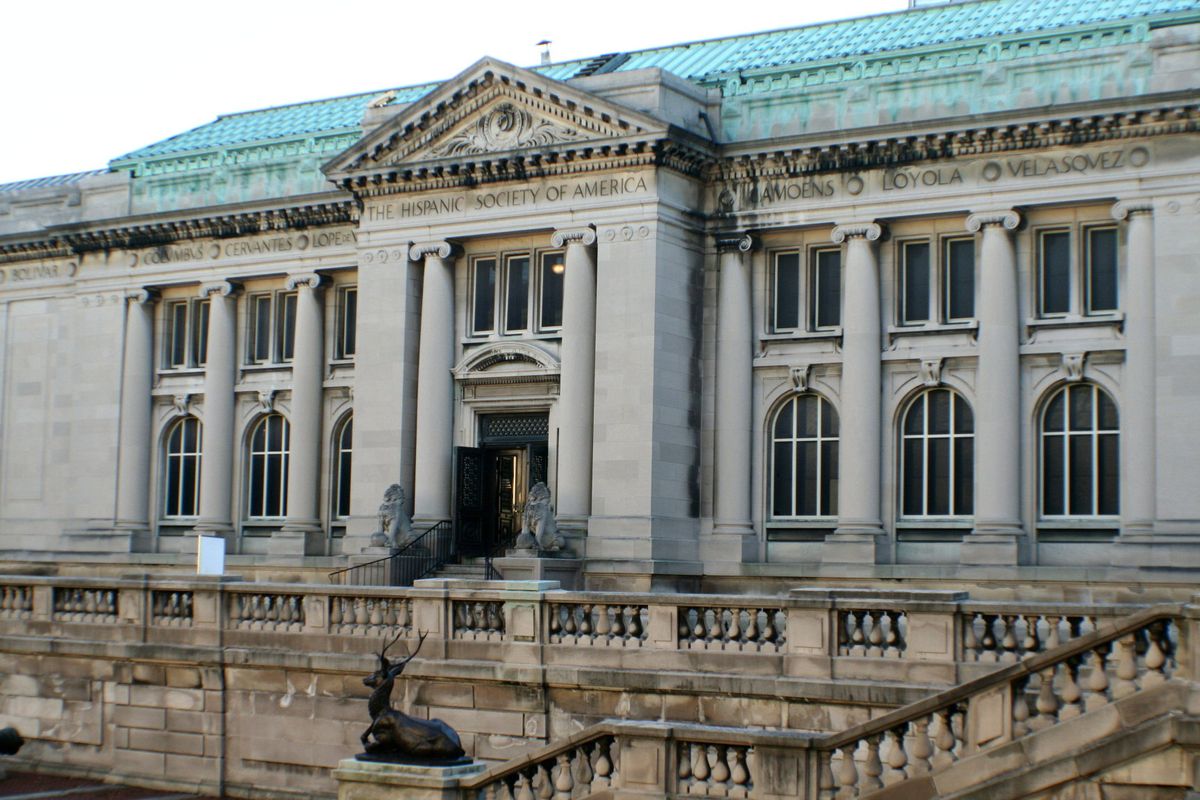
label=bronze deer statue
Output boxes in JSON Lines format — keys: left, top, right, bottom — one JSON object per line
{"left": 360, "top": 630, "right": 465, "bottom": 761}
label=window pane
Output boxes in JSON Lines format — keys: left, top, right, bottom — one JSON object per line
{"left": 796, "top": 441, "right": 818, "bottom": 516}
{"left": 814, "top": 250, "right": 841, "bottom": 328}
{"left": 1069, "top": 386, "right": 1093, "bottom": 432}
{"left": 772, "top": 442, "right": 793, "bottom": 516}
{"left": 337, "top": 450, "right": 352, "bottom": 517}
{"left": 774, "top": 253, "right": 800, "bottom": 330}
{"left": 253, "top": 296, "right": 271, "bottom": 361}
{"left": 1068, "top": 434, "right": 1093, "bottom": 515}
{"left": 1098, "top": 433, "right": 1119, "bottom": 515}
{"left": 954, "top": 437, "right": 974, "bottom": 515}
{"left": 181, "top": 453, "right": 198, "bottom": 516}
{"left": 946, "top": 238, "right": 975, "bottom": 320}
{"left": 504, "top": 256, "right": 530, "bottom": 332}
{"left": 473, "top": 259, "right": 496, "bottom": 333}
{"left": 1097, "top": 389, "right": 1119, "bottom": 431}
{"left": 340, "top": 289, "right": 357, "bottom": 358}
{"left": 540, "top": 253, "right": 565, "bottom": 329}
{"left": 821, "top": 440, "right": 839, "bottom": 516}
{"left": 165, "top": 452, "right": 181, "bottom": 517}
{"left": 1087, "top": 228, "right": 1118, "bottom": 313}
{"left": 192, "top": 301, "right": 209, "bottom": 366}
{"left": 795, "top": 395, "right": 818, "bottom": 437}
{"left": 928, "top": 389, "right": 951, "bottom": 435}
{"left": 266, "top": 453, "right": 284, "bottom": 516}
{"left": 1043, "top": 435, "right": 1064, "bottom": 515}
{"left": 773, "top": 400, "right": 793, "bottom": 439}
{"left": 1045, "top": 392, "right": 1065, "bottom": 432}
{"left": 822, "top": 402, "right": 839, "bottom": 436}
{"left": 1040, "top": 231, "right": 1070, "bottom": 315}
{"left": 279, "top": 293, "right": 297, "bottom": 362}
{"left": 927, "top": 437, "right": 950, "bottom": 515}
{"left": 249, "top": 451, "right": 265, "bottom": 516}
{"left": 169, "top": 304, "right": 187, "bottom": 367}
{"left": 902, "top": 438, "right": 924, "bottom": 516}
{"left": 904, "top": 396, "right": 925, "bottom": 435}
{"left": 954, "top": 395, "right": 974, "bottom": 434}
{"left": 902, "top": 242, "right": 930, "bottom": 323}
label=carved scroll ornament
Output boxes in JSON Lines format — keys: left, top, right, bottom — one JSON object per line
{"left": 430, "top": 102, "right": 585, "bottom": 157}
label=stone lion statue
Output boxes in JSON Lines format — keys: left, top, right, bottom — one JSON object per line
{"left": 515, "top": 482, "right": 563, "bottom": 552}
{"left": 371, "top": 484, "right": 413, "bottom": 548}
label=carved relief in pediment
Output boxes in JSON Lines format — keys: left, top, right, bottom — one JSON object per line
{"left": 429, "top": 101, "right": 586, "bottom": 158}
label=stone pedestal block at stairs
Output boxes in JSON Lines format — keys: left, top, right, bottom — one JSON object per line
{"left": 333, "top": 758, "right": 484, "bottom": 800}
{"left": 493, "top": 555, "right": 583, "bottom": 589}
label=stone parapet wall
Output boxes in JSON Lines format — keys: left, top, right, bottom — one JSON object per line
{"left": 0, "top": 576, "right": 1160, "bottom": 798}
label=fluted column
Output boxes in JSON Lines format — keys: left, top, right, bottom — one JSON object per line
{"left": 275, "top": 273, "right": 325, "bottom": 555}
{"left": 713, "top": 234, "right": 755, "bottom": 537}
{"left": 1114, "top": 201, "right": 1156, "bottom": 538}
{"left": 195, "top": 281, "right": 237, "bottom": 546}
{"left": 553, "top": 226, "right": 598, "bottom": 533}
{"left": 115, "top": 289, "right": 157, "bottom": 545}
{"left": 824, "top": 222, "right": 886, "bottom": 564}
{"left": 963, "top": 210, "right": 1024, "bottom": 565}
{"left": 411, "top": 242, "right": 457, "bottom": 521}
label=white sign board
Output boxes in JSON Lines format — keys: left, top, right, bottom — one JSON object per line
{"left": 197, "top": 535, "right": 226, "bottom": 576}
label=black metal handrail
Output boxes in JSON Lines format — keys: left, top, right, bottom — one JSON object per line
{"left": 328, "top": 520, "right": 453, "bottom": 587}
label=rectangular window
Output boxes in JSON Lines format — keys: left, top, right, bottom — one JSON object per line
{"left": 901, "top": 242, "right": 931, "bottom": 324}
{"left": 250, "top": 295, "right": 272, "bottom": 362}
{"left": 503, "top": 255, "right": 530, "bottom": 333}
{"left": 163, "top": 299, "right": 209, "bottom": 369}
{"left": 773, "top": 252, "right": 801, "bottom": 331}
{"left": 247, "top": 291, "right": 298, "bottom": 364}
{"left": 336, "top": 287, "right": 357, "bottom": 359}
{"left": 944, "top": 238, "right": 975, "bottom": 321}
{"left": 539, "top": 252, "right": 565, "bottom": 330}
{"left": 277, "top": 292, "right": 297, "bottom": 362}
{"left": 1039, "top": 230, "right": 1072, "bottom": 316}
{"left": 472, "top": 258, "right": 497, "bottom": 334}
{"left": 811, "top": 248, "right": 841, "bottom": 330}
{"left": 1086, "top": 226, "right": 1118, "bottom": 313}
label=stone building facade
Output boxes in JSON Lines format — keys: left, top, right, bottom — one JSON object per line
{"left": 1, "top": 0, "right": 1199, "bottom": 590}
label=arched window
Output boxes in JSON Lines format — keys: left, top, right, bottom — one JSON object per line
{"left": 771, "top": 395, "right": 838, "bottom": 517}
{"left": 163, "top": 417, "right": 202, "bottom": 517}
{"left": 333, "top": 414, "right": 353, "bottom": 519}
{"left": 900, "top": 388, "right": 973, "bottom": 517}
{"left": 1041, "top": 383, "right": 1119, "bottom": 517}
{"left": 247, "top": 414, "right": 290, "bottom": 518}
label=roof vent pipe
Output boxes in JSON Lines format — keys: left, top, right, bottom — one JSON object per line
{"left": 538, "top": 40, "right": 552, "bottom": 65}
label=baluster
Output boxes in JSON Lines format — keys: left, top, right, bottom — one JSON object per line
{"left": 1112, "top": 633, "right": 1139, "bottom": 698}
{"left": 290, "top": 596, "right": 303, "bottom": 630}
{"left": 577, "top": 604, "right": 592, "bottom": 639}
{"left": 962, "top": 613, "right": 980, "bottom": 660}
{"left": 979, "top": 614, "right": 998, "bottom": 662}
{"left": 0, "top": 587, "right": 10, "bottom": 615}
{"left": 610, "top": 605, "right": 625, "bottom": 640}
{"left": 354, "top": 598, "right": 368, "bottom": 631}
{"left": 817, "top": 750, "right": 836, "bottom": 800}
{"left": 1022, "top": 615, "right": 1041, "bottom": 657}
{"left": 682, "top": 608, "right": 696, "bottom": 643}
{"left": 743, "top": 609, "right": 758, "bottom": 650}
{"left": 709, "top": 744, "right": 730, "bottom": 787}
{"left": 931, "top": 709, "right": 957, "bottom": 769}
{"left": 883, "top": 728, "right": 908, "bottom": 784}
{"left": 548, "top": 604, "right": 561, "bottom": 641}
{"left": 1011, "top": 677, "right": 1032, "bottom": 738}
{"left": 861, "top": 736, "right": 883, "bottom": 791}
{"left": 1059, "top": 655, "right": 1084, "bottom": 719}
{"left": 1143, "top": 622, "right": 1169, "bottom": 687}
{"left": 252, "top": 595, "right": 266, "bottom": 629}
{"left": 552, "top": 752, "right": 573, "bottom": 800}
{"left": 626, "top": 606, "right": 643, "bottom": 640}
{"left": 725, "top": 608, "right": 742, "bottom": 650}
{"left": 1031, "top": 666, "right": 1059, "bottom": 731}
{"left": 848, "top": 612, "right": 865, "bottom": 656}
{"left": 471, "top": 602, "right": 484, "bottom": 633}
{"left": 1043, "top": 615, "right": 1062, "bottom": 651}
{"left": 836, "top": 743, "right": 859, "bottom": 799}
{"left": 592, "top": 739, "right": 613, "bottom": 790}
{"left": 368, "top": 599, "right": 382, "bottom": 629}
{"left": 572, "top": 744, "right": 593, "bottom": 790}
{"left": 329, "top": 597, "right": 343, "bottom": 628}
{"left": 594, "top": 603, "right": 610, "bottom": 641}
{"left": 707, "top": 608, "right": 722, "bottom": 643}
{"left": 867, "top": 612, "right": 884, "bottom": 657}
{"left": 563, "top": 605, "right": 577, "bottom": 637}
{"left": 691, "top": 742, "right": 710, "bottom": 783}
{"left": 397, "top": 600, "right": 410, "bottom": 630}
{"left": 882, "top": 612, "right": 899, "bottom": 657}
{"left": 677, "top": 742, "right": 692, "bottom": 784}
{"left": 909, "top": 715, "right": 933, "bottom": 775}
{"left": 1085, "top": 645, "right": 1111, "bottom": 711}
{"left": 761, "top": 610, "right": 778, "bottom": 649}
{"left": 84, "top": 590, "right": 97, "bottom": 618}
{"left": 514, "top": 772, "right": 535, "bottom": 800}
{"left": 999, "top": 616, "right": 1018, "bottom": 663}
{"left": 535, "top": 763, "right": 553, "bottom": 800}
{"left": 729, "top": 747, "right": 749, "bottom": 795}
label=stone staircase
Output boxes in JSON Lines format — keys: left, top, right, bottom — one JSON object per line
{"left": 433, "top": 558, "right": 490, "bottom": 580}
{"left": 453, "top": 604, "right": 1200, "bottom": 799}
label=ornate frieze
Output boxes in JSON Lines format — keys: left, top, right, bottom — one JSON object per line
{"left": 430, "top": 102, "right": 586, "bottom": 157}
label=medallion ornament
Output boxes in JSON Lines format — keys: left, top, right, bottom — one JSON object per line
{"left": 431, "top": 102, "right": 584, "bottom": 157}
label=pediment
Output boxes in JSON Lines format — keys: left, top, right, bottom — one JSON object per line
{"left": 324, "top": 58, "right": 671, "bottom": 179}
{"left": 452, "top": 342, "right": 559, "bottom": 385}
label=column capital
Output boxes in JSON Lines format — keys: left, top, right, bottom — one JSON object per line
{"left": 831, "top": 222, "right": 883, "bottom": 243}
{"left": 715, "top": 233, "right": 755, "bottom": 254}
{"left": 966, "top": 210, "right": 1021, "bottom": 232}
{"left": 1112, "top": 200, "right": 1154, "bottom": 221}
{"left": 551, "top": 225, "right": 597, "bottom": 248}
{"left": 285, "top": 272, "right": 324, "bottom": 292}
{"left": 408, "top": 241, "right": 458, "bottom": 261}
{"left": 199, "top": 280, "right": 238, "bottom": 299}
{"left": 125, "top": 288, "right": 158, "bottom": 305}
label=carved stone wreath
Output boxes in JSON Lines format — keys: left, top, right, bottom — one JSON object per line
{"left": 431, "top": 102, "right": 585, "bottom": 157}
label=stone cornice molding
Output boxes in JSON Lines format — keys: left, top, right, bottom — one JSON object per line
{"left": 199, "top": 280, "right": 237, "bottom": 299}
{"left": 125, "top": 288, "right": 158, "bottom": 305}
{"left": 408, "top": 241, "right": 458, "bottom": 261}
{"left": 715, "top": 234, "right": 755, "bottom": 254}
{"left": 1112, "top": 200, "right": 1154, "bottom": 221}
{"left": 551, "top": 226, "right": 597, "bottom": 248}
{"left": 831, "top": 223, "right": 883, "bottom": 243}
{"left": 285, "top": 272, "right": 324, "bottom": 292}
{"left": 966, "top": 210, "right": 1021, "bottom": 232}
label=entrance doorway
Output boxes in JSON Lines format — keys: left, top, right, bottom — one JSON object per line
{"left": 455, "top": 413, "right": 549, "bottom": 559}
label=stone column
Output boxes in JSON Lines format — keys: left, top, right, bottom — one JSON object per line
{"left": 411, "top": 242, "right": 457, "bottom": 522}
{"left": 823, "top": 222, "right": 887, "bottom": 564}
{"left": 1114, "top": 201, "right": 1157, "bottom": 544}
{"left": 114, "top": 288, "right": 157, "bottom": 549}
{"left": 552, "top": 226, "right": 598, "bottom": 537}
{"left": 962, "top": 210, "right": 1024, "bottom": 565}
{"left": 274, "top": 273, "right": 325, "bottom": 556}
{"left": 195, "top": 281, "right": 237, "bottom": 548}
{"left": 713, "top": 234, "right": 755, "bottom": 543}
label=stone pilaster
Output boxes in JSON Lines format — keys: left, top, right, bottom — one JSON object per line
{"left": 712, "top": 234, "right": 755, "bottom": 550}
{"left": 823, "top": 222, "right": 887, "bottom": 564}
{"left": 411, "top": 242, "right": 457, "bottom": 522}
{"left": 114, "top": 288, "right": 157, "bottom": 550}
{"left": 962, "top": 210, "right": 1025, "bottom": 566}
{"left": 275, "top": 273, "right": 325, "bottom": 556}
{"left": 195, "top": 281, "right": 238, "bottom": 550}
{"left": 552, "top": 226, "right": 598, "bottom": 539}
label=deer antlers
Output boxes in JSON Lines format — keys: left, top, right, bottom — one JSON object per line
{"left": 381, "top": 630, "right": 428, "bottom": 677}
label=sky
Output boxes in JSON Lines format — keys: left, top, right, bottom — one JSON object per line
{"left": 0, "top": 0, "right": 906, "bottom": 185}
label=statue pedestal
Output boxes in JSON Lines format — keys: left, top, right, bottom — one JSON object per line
{"left": 333, "top": 758, "right": 485, "bottom": 800}
{"left": 493, "top": 552, "right": 583, "bottom": 589}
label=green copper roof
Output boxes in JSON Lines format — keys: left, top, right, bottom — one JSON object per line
{"left": 111, "top": 0, "right": 1200, "bottom": 169}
